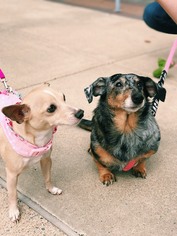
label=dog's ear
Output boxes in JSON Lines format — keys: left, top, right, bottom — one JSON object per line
{"left": 2, "top": 104, "right": 31, "bottom": 124}
{"left": 141, "top": 76, "right": 166, "bottom": 102}
{"left": 84, "top": 77, "right": 107, "bottom": 103}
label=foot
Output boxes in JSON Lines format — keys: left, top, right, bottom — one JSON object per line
{"left": 48, "top": 186, "right": 62, "bottom": 195}
{"left": 132, "top": 163, "right": 147, "bottom": 179}
{"left": 100, "top": 173, "right": 116, "bottom": 186}
{"left": 9, "top": 206, "right": 20, "bottom": 222}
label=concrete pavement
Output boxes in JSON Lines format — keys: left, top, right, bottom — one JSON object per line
{"left": 0, "top": 0, "right": 177, "bottom": 235}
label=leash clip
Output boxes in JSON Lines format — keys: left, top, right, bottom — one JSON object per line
{"left": 0, "top": 69, "right": 21, "bottom": 99}
{"left": 1, "top": 78, "right": 13, "bottom": 93}
{"left": 0, "top": 69, "right": 13, "bottom": 93}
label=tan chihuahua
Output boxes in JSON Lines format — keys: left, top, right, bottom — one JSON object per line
{"left": 0, "top": 83, "right": 84, "bottom": 222}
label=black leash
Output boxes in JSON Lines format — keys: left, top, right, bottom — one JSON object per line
{"left": 151, "top": 38, "right": 177, "bottom": 116}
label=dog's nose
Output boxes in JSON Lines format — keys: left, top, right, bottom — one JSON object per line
{"left": 75, "top": 109, "right": 84, "bottom": 119}
{"left": 132, "top": 92, "right": 144, "bottom": 105}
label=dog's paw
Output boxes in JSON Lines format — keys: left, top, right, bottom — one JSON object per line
{"left": 100, "top": 173, "right": 116, "bottom": 186}
{"left": 132, "top": 168, "right": 147, "bottom": 179}
{"left": 48, "top": 187, "right": 62, "bottom": 195}
{"left": 9, "top": 207, "right": 20, "bottom": 222}
{"left": 132, "top": 161, "right": 147, "bottom": 179}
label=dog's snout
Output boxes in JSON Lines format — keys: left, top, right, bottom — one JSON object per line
{"left": 75, "top": 109, "right": 84, "bottom": 119}
{"left": 132, "top": 91, "right": 144, "bottom": 105}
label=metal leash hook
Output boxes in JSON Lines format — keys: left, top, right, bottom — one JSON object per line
{"left": 0, "top": 69, "right": 13, "bottom": 92}
{"left": 151, "top": 38, "right": 177, "bottom": 116}
{"left": 0, "top": 69, "right": 21, "bottom": 100}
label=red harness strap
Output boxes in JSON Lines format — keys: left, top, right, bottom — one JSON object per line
{"left": 123, "top": 159, "right": 137, "bottom": 172}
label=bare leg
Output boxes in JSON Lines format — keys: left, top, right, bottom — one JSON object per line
{"left": 40, "top": 156, "right": 62, "bottom": 195}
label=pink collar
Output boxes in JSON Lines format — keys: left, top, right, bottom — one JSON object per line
{"left": 0, "top": 91, "right": 55, "bottom": 157}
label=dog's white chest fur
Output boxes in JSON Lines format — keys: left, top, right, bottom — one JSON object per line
{"left": 22, "top": 131, "right": 53, "bottom": 166}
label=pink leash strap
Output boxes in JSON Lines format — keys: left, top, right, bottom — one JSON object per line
{"left": 0, "top": 69, "right": 5, "bottom": 79}
{"left": 164, "top": 38, "right": 177, "bottom": 72}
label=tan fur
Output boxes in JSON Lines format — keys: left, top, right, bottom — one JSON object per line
{"left": 113, "top": 110, "right": 138, "bottom": 133}
{"left": 94, "top": 159, "right": 116, "bottom": 186}
{"left": 108, "top": 91, "right": 130, "bottom": 110}
{"left": 0, "top": 84, "right": 83, "bottom": 222}
{"left": 132, "top": 150, "right": 156, "bottom": 178}
{"left": 79, "top": 73, "right": 161, "bottom": 186}
{"left": 95, "top": 145, "right": 125, "bottom": 167}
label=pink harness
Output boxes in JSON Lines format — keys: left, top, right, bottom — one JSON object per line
{"left": 0, "top": 90, "right": 54, "bottom": 158}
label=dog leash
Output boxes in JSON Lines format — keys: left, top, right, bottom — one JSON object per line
{"left": 124, "top": 40, "right": 177, "bottom": 171}
{"left": 151, "top": 38, "right": 177, "bottom": 116}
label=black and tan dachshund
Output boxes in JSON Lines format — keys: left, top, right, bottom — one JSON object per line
{"left": 79, "top": 73, "right": 166, "bottom": 186}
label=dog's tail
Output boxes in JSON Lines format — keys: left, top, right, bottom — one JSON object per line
{"left": 78, "top": 119, "right": 92, "bottom": 131}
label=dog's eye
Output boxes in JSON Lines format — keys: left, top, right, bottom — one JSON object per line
{"left": 47, "top": 104, "right": 57, "bottom": 113}
{"left": 116, "top": 82, "right": 123, "bottom": 88}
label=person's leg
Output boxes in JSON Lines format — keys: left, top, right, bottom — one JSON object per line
{"left": 143, "top": 2, "right": 177, "bottom": 34}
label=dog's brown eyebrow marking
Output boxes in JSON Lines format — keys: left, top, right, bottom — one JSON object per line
{"left": 119, "top": 77, "right": 126, "bottom": 83}
{"left": 133, "top": 77, "right": 139, "bottom": 82}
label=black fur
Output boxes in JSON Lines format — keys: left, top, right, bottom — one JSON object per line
{"left": 79, "top": 73, "right": 163, "bottom": 184}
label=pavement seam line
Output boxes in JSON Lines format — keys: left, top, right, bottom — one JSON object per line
{"left": 16, "top": 46, "right": 169, "bottom": 91}
{"left": 0, "top": 176, "right": 84, "bottom": 236}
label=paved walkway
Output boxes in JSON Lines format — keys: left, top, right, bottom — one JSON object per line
{"left": 0, "top": 0, "right": 177, "bottom": 235}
